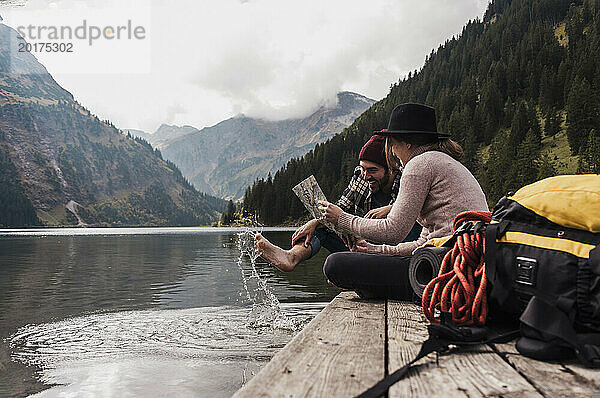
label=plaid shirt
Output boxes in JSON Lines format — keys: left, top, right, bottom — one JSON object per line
{"left": 336, "top": 166, "right": 401, "bottom": 217}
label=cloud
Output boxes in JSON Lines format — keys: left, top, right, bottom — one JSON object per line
{"left": 3, "top": 0, "right": 489, "bottom": 131}
{"left": 177, "top": 0, "right": 490, "bottom": 121}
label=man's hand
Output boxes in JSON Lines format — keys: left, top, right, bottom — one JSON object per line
{"left": 365, "top": 205, "right": 392, "bottom": 219}
{"left": 292, "top": 219, "right": 320, "bottom": 247}
{"left": 317, "top": 200, "right": 343, "bottom": 225}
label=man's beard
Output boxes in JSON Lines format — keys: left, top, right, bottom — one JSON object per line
{"left": 368, "top": 169, "right": 391, "bottom": 193}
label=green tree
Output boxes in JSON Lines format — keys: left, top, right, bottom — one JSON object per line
{"left": 544, "top": 108, "right": 561, "bottom": 137}
{"left": 513, "top": 129, "right": 542, "bottom": 188}
{"left": 567, "top": 76, "right": 596, "bottom": 154}
{"left": 219, "top": 200, "right": 235, "bottom": 225}
{"left": 578, "top": 129, "right": 600, "bottom": 174}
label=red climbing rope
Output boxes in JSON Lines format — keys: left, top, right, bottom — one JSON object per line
{"left": 422, "top": 211, "right": 492, "bottom": 326}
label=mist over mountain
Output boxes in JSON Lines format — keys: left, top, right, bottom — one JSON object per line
{"left": 144, "top": 92, "right": 374, "bottom": 199}
{"left": 0, "top": 23, "right": 225, "bottom": 227}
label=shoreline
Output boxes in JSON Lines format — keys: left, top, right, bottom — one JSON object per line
{"left": 0, "top": 226, "right": 297, "bottom": 236}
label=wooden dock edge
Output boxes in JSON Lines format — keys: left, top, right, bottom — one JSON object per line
{"left": 234, "top": 293, "right": 600, "bottom": 397}
{"left": 233, "top": 292, "right": 385, "bottom": 397}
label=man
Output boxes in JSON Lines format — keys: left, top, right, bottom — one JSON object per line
{"left": 255, "top": 135, "right": 421, "bottom": 271}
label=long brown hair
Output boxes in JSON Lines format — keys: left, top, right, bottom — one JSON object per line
{"left": 386, "top": 135, "right": 463, "bottom": 166}
{"left": 384, "top": 137, "right": 401, "bottom": 170}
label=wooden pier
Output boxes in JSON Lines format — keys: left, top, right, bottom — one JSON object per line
{"left": 234, "top": 291, "right": 600, "bottom": 397}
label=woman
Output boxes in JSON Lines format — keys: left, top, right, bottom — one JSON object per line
{"left": 318, "top": 103, "right": 488, "bottom": 300}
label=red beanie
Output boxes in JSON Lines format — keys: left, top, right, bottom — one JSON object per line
{"left": 358, "top": 135, "right": 387, "bottom": 168}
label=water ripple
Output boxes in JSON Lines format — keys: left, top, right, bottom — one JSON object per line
{"left": 10, "top": 304, "right": 325, "bottom": 368}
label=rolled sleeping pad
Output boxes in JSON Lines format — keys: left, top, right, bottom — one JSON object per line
{"left": 409, "top": 246, "right": 451, "bottom": 298}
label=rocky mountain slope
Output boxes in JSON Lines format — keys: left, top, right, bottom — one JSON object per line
{"left": 0, "top": 23, "right": 225, "bottom": 227}
{"left": 125, "top": 124, "right": 197, "bottom": 150}
{"left": 152, "top": 92, "right": 374, "bottom": 199}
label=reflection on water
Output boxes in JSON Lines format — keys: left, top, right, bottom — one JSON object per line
{"left": 10, "top": 304, "right": 324, "bottom": 398}
{"left": 0, "top": 228, "right": 338, "bottom": 397}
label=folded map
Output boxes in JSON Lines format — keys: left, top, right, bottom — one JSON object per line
{"left": 292, "top": 175, "right": 338, "bottom": 232}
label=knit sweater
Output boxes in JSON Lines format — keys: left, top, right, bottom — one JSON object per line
{"left": 337, "top": 150, "right": 489, "bottom": 256}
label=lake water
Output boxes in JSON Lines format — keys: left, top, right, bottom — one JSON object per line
{"left": 0, "top": 227, "right": 338, "bottom": 397}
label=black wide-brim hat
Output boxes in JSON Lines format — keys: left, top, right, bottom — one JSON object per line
{"left": 375, "top": 103, "right": 450, "bottom": 139}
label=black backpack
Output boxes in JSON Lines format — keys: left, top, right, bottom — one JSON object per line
{"left": 485, "top": 174, "right": 600, "bottom": 364}
{"left": 355, "top": 175, "right": 600, "bottom": 398}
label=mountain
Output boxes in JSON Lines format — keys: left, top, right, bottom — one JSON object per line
{"left": 0, "top": 23, "right": 226, "bottom": 227}
{"left": 158, "top": 92, "right": 374, "bottom": 199}
{"left": 125, "top": 124, "right": 197, "bottom": 149}
{"left": 243, "top": 0, "right": 600, "bottom": 225}
{"left": 124, "top": 128, "right": 152, "bottom": 143}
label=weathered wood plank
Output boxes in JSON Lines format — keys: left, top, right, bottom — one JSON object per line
{"left": 494, "top": 342, "right": 600, "bottom": 397}
{"left": 387, "top": 302, "right": 542, "bottom": 398}
{"left": 233, "top": 291, "right": 385, "bottom": 398}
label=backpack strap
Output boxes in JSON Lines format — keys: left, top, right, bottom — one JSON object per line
{"left": 520, "top": 296, "right": 600, "bottom": 368}
{"left": 590, "top": 244, "right": 600, "bottom": 274}
{"left": 354, "top": 314, "right": 519, "bottom": 398}
{"left": 353, "top": 330, "right": 449, "bottom": 398}
{"left": 484, "top": 221, "right": 512, "bottom": 307}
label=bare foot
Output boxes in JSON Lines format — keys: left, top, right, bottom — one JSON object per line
{"left": 254, "top": 233, "right": 305, "bottom": 272}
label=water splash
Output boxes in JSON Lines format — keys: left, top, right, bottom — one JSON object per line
{"left": 236, "top": 228, "right": 300, "bottom": 331}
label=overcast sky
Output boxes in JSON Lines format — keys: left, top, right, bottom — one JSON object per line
{"left": 2, "top": 0, "right": 489, "bottom": 132}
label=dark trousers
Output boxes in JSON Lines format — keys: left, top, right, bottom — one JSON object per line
{"left": 323, "top": 252, "right": 414, "bottom": 300}
{"left": 309, "top": 223, "right": 422, "bottom": 258}
{"left": 308, "top": 228, "right": 349, "bottom": 258}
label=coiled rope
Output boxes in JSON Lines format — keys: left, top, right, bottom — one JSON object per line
{"left": 422, "top": 211, "right": 492, "bottom": 326}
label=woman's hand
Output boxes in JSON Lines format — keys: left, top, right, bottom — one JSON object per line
{"left": 291, "top": 219, "right": 320, "bottom": 247}
{"left": 317, "top": 200, "right": 343, "bottom": 225}
{"left": 339, "top": 234, "right": 356, "bottom": 249}
{"left": 350, "top": 239, "right": 381, "bottom": 254}
{"left": 365, "top": 205, "right": 392, "bottom": 219}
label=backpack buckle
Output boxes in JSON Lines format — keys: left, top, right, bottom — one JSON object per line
{"left": 473, "top": 221, "right": 486, "bottom": 235}
{"left": 428, "top": 312, "right": 488, "bottom": 343}
{"left": 515, "top": 257, "right": 537, "bottom": 287}
{"left": 454, "top": 221, "right": 474, "bottom": 236}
